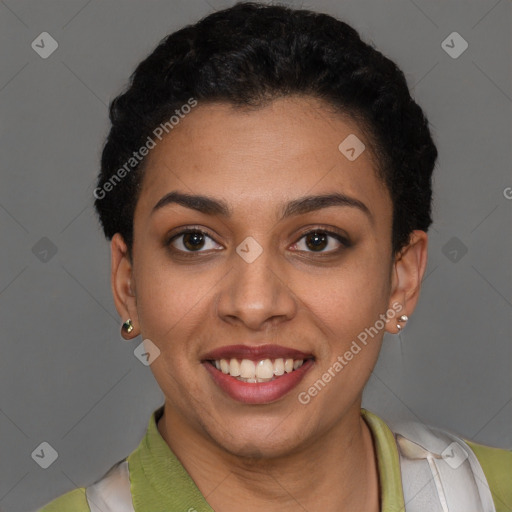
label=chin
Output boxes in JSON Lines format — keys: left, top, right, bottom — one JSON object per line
{"left": 208, "top": 416, "right": 311, "bottom": 460}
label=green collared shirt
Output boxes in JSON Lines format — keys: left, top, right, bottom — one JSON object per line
{"left": 40, "top": 406, "right": 512, "bottom": 511}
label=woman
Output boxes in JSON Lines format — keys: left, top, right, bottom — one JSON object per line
{"left": 40, "top": 2, "right": 511, "bottom": 511}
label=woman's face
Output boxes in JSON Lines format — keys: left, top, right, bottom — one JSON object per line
{"left": 117, "top": 96, "right": 409, "bottom": 457}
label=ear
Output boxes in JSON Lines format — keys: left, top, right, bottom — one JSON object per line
{"left": 386, "top": 230, "right": 428, "bottom": 334}
{"left": 111, "top": 233, "right": 139, "bottom": 340}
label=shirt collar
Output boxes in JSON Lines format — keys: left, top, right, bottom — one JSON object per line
{"left": 361, "top": 408, "right": 406, "bottom": 512}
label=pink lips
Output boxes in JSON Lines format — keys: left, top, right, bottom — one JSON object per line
{"left": 201, "top": 344, "right": 315, "bottom": 405}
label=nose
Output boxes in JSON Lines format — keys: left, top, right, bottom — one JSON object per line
{"left": 215, "top": 246, "right": 298, "bottom": 331}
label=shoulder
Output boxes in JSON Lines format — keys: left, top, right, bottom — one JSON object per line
{"left": 364, "top": 409, "right": 512, "bottom": 511}
{"left": 38, "top": 487, "right": 90, "bottom": 512}
{"left": 465, "top": 439, "right": 512, "bottom": 511}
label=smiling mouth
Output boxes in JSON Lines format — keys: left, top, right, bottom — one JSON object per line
{"left": 208, "top": 357, "right": 313, "bottom": 383}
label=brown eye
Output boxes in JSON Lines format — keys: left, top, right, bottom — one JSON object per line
{"left": 291, "top": 229, "right": 349, "bottom": 254}
{"left": 182, "top": 232, "right": 206, "bottom": 251}
{"left": 305, "top": 232, "right": 328, "bottom": 251}
{"left": 168, "top": 229, "right": 222, "bottom": 253}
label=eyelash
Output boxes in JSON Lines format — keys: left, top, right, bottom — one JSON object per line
{"left": 165, "top": 226, "right": 350, "bottom": 257}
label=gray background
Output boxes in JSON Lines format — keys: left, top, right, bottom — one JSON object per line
{"left": 0, "top": 0, "right": 510, "bottom": 510}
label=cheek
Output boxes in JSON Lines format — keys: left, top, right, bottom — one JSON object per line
{"left": 294, "top": 248, "right": 390, "bottom": 332}
{"left": 133, "top": 260, "right": 215, "bottom": 354}
{"left": 133, "top": 263, "right": 215, "bottom": 403}
{"left": 292, "top": 252, "right": 391, "bottom": 408}
{"left": 294, "top": 266, "right": 388, "bottom": 416}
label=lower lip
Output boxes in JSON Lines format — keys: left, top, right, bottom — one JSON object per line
{"left": 203, "top": 359, "right": 314, "bottom": 404}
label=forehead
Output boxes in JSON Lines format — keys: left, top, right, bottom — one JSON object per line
{"left": 136, "top": 96, "right": 391, "bottom": 223}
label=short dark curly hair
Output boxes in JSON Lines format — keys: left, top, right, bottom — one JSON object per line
{"left": 94, "top": 1, "right": 438, "bottom": 258}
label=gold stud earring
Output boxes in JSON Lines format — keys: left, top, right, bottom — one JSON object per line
{"left": 122, "top": 319, "right": 134, "bottom": 334}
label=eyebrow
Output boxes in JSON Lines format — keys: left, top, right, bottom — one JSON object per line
{"left": 152, "top": 191, "right": 372, "bottom": 222}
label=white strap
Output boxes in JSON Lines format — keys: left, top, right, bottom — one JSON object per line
{"left": 85, "top": 459, "right": 135, "bottom": 512}
{"left": 391, "top": 420, "right": 496, "bottom": 512}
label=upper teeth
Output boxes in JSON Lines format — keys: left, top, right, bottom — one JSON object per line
{"left": 214, "top": 358, "right": 304, "bottom": 381}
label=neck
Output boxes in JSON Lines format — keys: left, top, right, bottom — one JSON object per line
{"left": 157, "top": 401, "right": 380, "bottom": 512}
